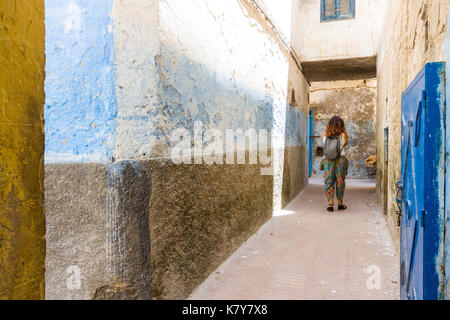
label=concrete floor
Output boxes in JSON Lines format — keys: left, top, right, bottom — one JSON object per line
{"left": 189, "top": 178, "right": 399, "bottom": 300}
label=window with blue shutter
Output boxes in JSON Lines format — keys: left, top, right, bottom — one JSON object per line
{"left": 321, "top": 0, "right": 355, "bottom": 22}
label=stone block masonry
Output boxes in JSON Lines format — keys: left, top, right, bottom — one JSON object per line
{"left": 44, "top": 0, "right": 310, "bottom": 299}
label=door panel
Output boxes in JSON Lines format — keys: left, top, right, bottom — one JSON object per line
{"left": 399, "top": 62, "right": 445, "bottom": 300}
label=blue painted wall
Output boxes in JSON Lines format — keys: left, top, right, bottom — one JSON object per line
{"left": 45, "top": 0, "right": 117, "bottom": 163}
{"left": 285, "top": 105, "right": 308, "bottom": 148}
{"left": 153, "top": 43, "right": 308, "bottom": 159}
{"left": 156, "top": 43, "right": 276, "bottom": 148}
{"left": 44, "top": 9, "right": 307, "bottom": 162}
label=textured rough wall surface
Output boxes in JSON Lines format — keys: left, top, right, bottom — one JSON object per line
{"left": 45, "top": 163, "right": 152, "bottom": 300}
{"left": 112, "top": 0, "right": 160, "bottom": 160}
{"left": 44, "top": 0, "right": 154, "bottom": 300}
{"left": 44, "top": 0, "right": 309, "bottom": 300}
{"left": 376, "top": 0, "right": 448, "bottom": 248}
{"left": 282, "top": 103, "right": 309, "bottom": 206}
{"left": 45, "top": 0, "right": 117, "bottom": 163}
{"left": 153, "top": 0, "right": 309, "bottom": 299}
{"left": 0, "top": 0, "right": 45, "bottom": 300}
{"left": 310, "top": 80, "right": 377, "bottom": 179}
{"left": 149, "top": 159, "right": 273, "bottom": 299}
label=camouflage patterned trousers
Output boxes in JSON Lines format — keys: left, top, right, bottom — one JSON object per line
{"left": 321, "top": 156, "right": 349, "bottom": 204}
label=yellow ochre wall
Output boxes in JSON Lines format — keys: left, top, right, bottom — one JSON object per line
{"left": 0, "top": 0, "right": 45, "bottom": 299}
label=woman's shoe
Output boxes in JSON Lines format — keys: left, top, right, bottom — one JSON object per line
{"left": 327, "top": 206, "right": 334, "bottom": 212}
{"left": 338, "top": 205, "right": 347, "bottom": 211}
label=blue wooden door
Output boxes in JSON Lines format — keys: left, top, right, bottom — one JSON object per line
{"left": 398, "top": 62, "right": 446, "bottom": 300}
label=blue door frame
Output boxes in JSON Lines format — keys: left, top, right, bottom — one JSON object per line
{"left": 398, "top": 62, "right": 446, "bottom": 300}
{"left": 309, "top": 110, "right": 314, "bottom": 177}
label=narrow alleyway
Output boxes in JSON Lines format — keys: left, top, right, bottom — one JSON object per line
{"left": 5, "top": 0, "right": 450, "bottom": 301}
{"left": 189, "top": 178, "right": 399, "bottom": 300}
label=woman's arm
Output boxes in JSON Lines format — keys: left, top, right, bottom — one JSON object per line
{"left": 343, "top": 132, "right": 349, "bottom": 147}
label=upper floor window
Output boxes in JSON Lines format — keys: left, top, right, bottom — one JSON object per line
{"left": 321, "top": 0, "right": 355, "bottom": 22}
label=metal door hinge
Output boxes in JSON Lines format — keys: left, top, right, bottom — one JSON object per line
{"left": 396, "top": 181, "right": 403, "bottom": 224}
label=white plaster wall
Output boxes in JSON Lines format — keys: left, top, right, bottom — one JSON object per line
{"left": 160, "top": 0, "right": 292, "bottom": 107}
{"left": 159, "top": 0, "right": 309, "bottom": 211}
{"left": 296, "top": 0, "right": 387, "bottom": 61}
{"left": 112, "top": 0, "right": 309, "bottom": 161}
{"left": 110, "top": 0, "right": 309, "bottom": 213}
{"left": 262, "top": 0, "right": 294, "bottom": 41}
{"left": 112, "top": 0, "right": 160, "bottom": 160}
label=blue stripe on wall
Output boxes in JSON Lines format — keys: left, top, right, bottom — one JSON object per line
{"left": 285, "top": 105, "right": 308, "bottom": 148}
{"left": 158, "top": 44, "right": 275, "bottom": 137}
{"left": 157, "top": 43, "right": 307, "bottom": 149}
{"left": 45, "top": 0, "right": 117, "bottom": 163}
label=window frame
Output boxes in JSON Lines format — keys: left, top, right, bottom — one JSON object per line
{"left": 320, "top": 0, "right": 355, "bottom": 22}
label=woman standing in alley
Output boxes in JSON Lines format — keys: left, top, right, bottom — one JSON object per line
{"left": 320, "top": 116, "right": 349, "bottom": 212}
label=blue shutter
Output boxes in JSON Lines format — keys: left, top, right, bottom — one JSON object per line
{"left": 338, "top": 0, "right": 355, "bottom": 19}
{"left": 321, "top": 0, "right": 337, "bottom": 21}
{"left": 321, "top": 0, "right": 355, "bottom": 22}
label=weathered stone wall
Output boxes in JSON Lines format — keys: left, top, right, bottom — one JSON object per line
{"left": 44, "top": 0, "right": 154, "bottom": 300}
{"left": 376, "top": 0, "right": 448, "bottom": 247}
{"left": 152, "top": 0, "right": 309, "bottom": 299}
{"left": 310, "top": 80, "right": 377, "bottom": 179}
{"left": 44, "top": 0, "right": 309, "bottom": 300}
{"left": 0, "top": 0, "right": 45, "bottom": 300}
{"left": 282, "top": 99, "right": 309, "bottom": 207}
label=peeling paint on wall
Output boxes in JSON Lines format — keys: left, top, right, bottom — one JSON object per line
{"left": 45, "top": 0, "right": 117, "bottom": 163}
{"left": 44, "top": 0, "right": 310, "bottom": 300}
{"left": 150, "top": 0, "right": 310, "bottom": 299}
{"left": 445, "top": 3, "right": 450, "bottom": 300}
{"left": 376, "top": 0, "right": 449, "bottom": 249}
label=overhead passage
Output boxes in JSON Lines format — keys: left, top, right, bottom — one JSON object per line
{"left": 302, "top": 56, "right": 377, "bottom": 82}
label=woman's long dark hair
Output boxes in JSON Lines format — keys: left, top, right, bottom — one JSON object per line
{"left": 325, "top": 116, "right": 347, "bottom": 137}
